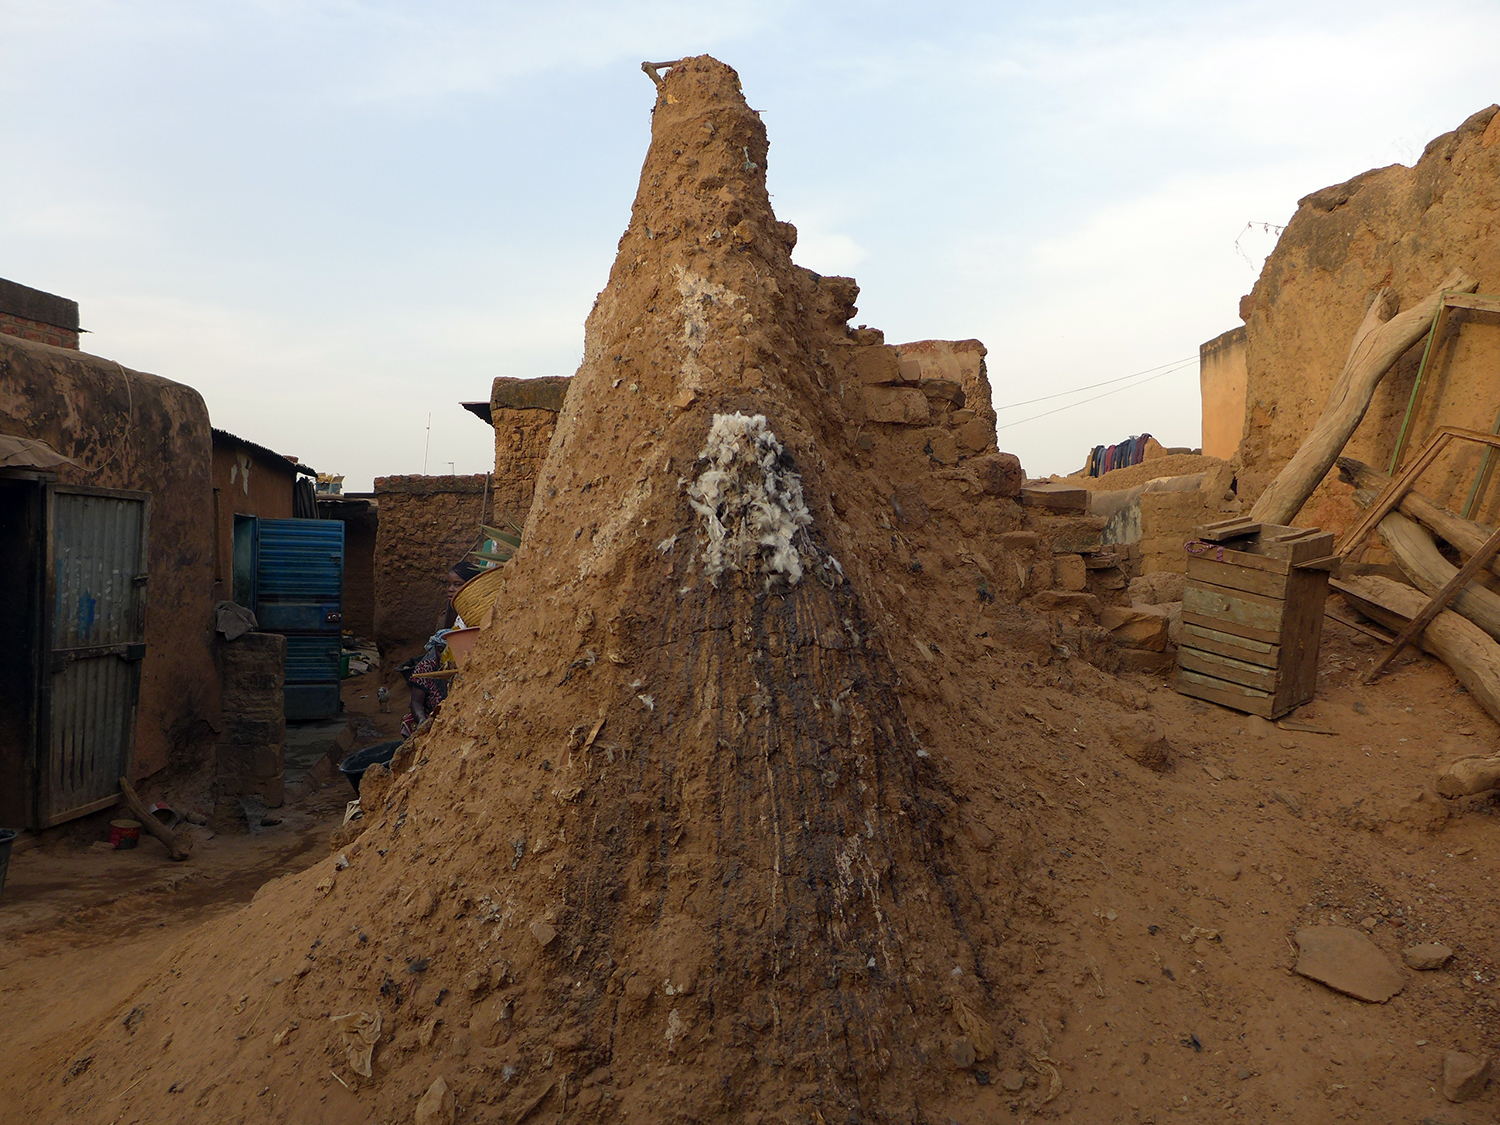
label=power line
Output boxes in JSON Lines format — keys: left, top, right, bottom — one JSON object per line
{"left": 996, "top": 358, "right": 1198, "bottom": 430}
{"left": 993, "top": 355, "right": 1198, "bottom": 412}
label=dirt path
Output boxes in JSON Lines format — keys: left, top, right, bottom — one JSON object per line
{"left": 0, "top": 785, "right": 348, "bottom": 1109}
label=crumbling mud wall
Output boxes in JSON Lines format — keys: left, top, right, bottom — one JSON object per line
{"left": 1239, "top": 104, "right": 1500, "bottom": 534}
{"left": 35, "top": 58, "right": 1101, "bottom": 1125}
{"left": 0, "top": 334, "right": 219, "bottom": 783}
{"left": 489, "top": 375, "right": 569, "bottom": 524}
{"left": 372, "top": 474, "right": 495, "bottom": 674}
{"left": 214, "top": 630, "right": 285, "bottom": 811}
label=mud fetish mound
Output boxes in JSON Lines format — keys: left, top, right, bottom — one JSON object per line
{"left": 30, "top": 57, "right": 1034, "bottom": 1124}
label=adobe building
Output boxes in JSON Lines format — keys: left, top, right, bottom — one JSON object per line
{"left": 317, "top": 491, "right": 377, "bottom": 639}
{"left": 210, "top": 428, "right": 317, "bottom": 604}
{"left": 1237, "top": 104, "right": 1500, "bottom": 534}
{"left": 1199, "top": 326, "right": 1247, "bottom": 461}
{"left": 0, "top": 321, "right": 220, "bottom": 827}
{"left": 461, "top": 374, "right": 571, "bottom": 524}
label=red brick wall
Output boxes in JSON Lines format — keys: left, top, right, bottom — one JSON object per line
{"left": 0, "top": 312, "right": 79, "bottom": 350}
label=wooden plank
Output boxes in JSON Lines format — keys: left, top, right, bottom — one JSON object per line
{"left": 1174, "top": 667, "right": 1276, "bottom": 718}
{"left": 1292, "top": 555, "right": 1340, "bottom": 572}
{"left": 1445, "top": 292, "right": 1500, "bottom": 314}
{"left": 1185, "top": 539, "right": 1293, "bottom": 575}
{"left": 1196, "top": 518, "right": 1261, "bottom": 543}
{"left": 1187, "top": 555, "right": 1288, "bottom": 599}
{"left": 1181, "top": 622, "right": 1280, "bottom": 668}
{"left": 1271, "top": 567, "right": 1329, "bottom": 714}
{"left": 1182, "top": 580, "right": 1286, "bottom": 641}
{"left": 1282, "top": 531, "right": 1336, "bottom": 565}
{"left": 1181, "top": 609, "right": 1281, "bottom": 646}
{"left": 1178, "top": 647, "right": 1280, "bottom": 692}
{"left": 1336, "top": 427, "right": 1457, "bottom": 559}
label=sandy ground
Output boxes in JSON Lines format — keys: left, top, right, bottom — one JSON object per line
{"left": 977, "top": 616, "right": 1500, "bottom": 1123}
{"left": 0, "top": 672, "right": 400, "bottom": 1116}
{"left": 0, "top": 784, "right": 350, "bottom": 1111}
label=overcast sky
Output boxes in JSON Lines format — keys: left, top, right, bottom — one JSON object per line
{"left": 3, "top": 2, "right": 1497, "bottom": 491}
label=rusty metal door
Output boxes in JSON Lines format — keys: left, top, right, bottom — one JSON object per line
{"left": 39, "top": 486, "right": 150, "bottom": 826}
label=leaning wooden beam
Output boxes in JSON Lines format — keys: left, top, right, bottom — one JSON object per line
{"left": 1338, "top": 455, "right": 1500, "bottom": 579}
{"left": 1333, "top": 575, "right": 1500, "bottom": 729}
{"left": 1367, "top": 506, "right": 1500, "bottom": 644}
{"left": 1247, "top": 268, "right": 1478, "bottom": 527}
{"left": 118, "top": 777, "right": 192, "bottom": 861}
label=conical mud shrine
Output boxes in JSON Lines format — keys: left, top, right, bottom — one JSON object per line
{"left": 35, "top": 56, "right": 1048, "bottom": 1124}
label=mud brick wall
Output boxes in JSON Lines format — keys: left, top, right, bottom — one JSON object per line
{"left": 1138, "top": 490, "right": 1217, "bottom": 574}
{"left": 1238, "top": 105, "right": 1500, "bottom": 535}
{"left": 215, "top": 632, "right": 285, "bottom": 808}
{"left": 832, "top": 334, "right": 1000, "bottom": 466}
{"left": 0, "top": 333, "right": 218, "bottom": 783}
{"left": 373, "top": 474, "right": 496, "bottom": 675}
{"left": 489, "top": 376, "right": 569, "bottom": 525}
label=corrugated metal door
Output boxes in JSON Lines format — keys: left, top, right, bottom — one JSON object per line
{"left": 42, "top": 487, "right": 149, "bottom": 826}
{"left": 254, "top": 518, "right": 343, "bottom": 720}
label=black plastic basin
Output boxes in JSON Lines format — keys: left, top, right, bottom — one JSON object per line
{"left": 338, "top": 740, "right": 404, "bottom": 796}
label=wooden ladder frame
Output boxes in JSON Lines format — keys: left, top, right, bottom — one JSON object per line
{"left": 1335, "top": 425, "right": 1500, "bottom": 682}
{"left": 1388, "top": 291, "right": 1500, "bottom": 518}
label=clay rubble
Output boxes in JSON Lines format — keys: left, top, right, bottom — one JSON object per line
{"left": 11, "top": 57, "right": 1500, "bottom": 1125}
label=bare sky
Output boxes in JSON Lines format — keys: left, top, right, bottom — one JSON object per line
{"left": 3, "top": 1, "right": 1497, "bottom": 490}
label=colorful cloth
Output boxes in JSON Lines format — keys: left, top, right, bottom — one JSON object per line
{"left": 400, "top": 625, "right": 462, "bottom": 737}
{"left": 1087, "top": 433, "right": 1153, "bottom": 477}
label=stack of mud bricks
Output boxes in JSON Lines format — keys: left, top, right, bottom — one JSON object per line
{"left": 1139, "top": 465, "right": 1238, "bottom": 574}
{"left": 215, "top": 631, "right": 286, "bottom": 813}
{"left": 834, "top": 334, "right": 997, "bottom": 461}
{"left": 490, "top": 375, "right": 570, "bottom": 522}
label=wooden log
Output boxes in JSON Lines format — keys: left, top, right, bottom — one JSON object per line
{"left": 1332, "top": 575, "right": 1500, "bottom": 728}
{"left": 1247, "top": 268, "right": 1478, "bottom": 527}
{"left": 118, "top": 777, "right": 192, "bottom": 861}
{"left": 1364, "top": 506, "right": 1500, "bottom": 644}
{"left": 1338, "top": 455, "right": 1500, "bottom": 580}
{"left": 1435, "top": 756, "right": 1500, "bottom": 797}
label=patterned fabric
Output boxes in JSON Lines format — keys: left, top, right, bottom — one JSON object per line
{"left": 400, "top": 627, "right": 461, "bottom": 737}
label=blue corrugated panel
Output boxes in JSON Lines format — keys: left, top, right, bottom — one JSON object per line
{"left": 255, "top": 520, "right": 344, "bottom": 639}
{"left": 254, "top": 519, "right": 343, "bottom": 720}
{"left": 283, "top": 634, "right": 341, "bottom": 681}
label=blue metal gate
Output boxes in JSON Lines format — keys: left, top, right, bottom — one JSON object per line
{"left": 253, "top": 518, "right": 344, "bottom": 720}
{"left": 43, "top": 486, "right": 149, "bottom": 825}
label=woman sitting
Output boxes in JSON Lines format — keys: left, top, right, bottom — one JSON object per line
{"left": 401, "top": 559, "right": 479, "bottom": 737}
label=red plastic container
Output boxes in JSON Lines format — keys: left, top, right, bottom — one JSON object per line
{"left": 109, "top": 819, "right": 141, "bottom": 849}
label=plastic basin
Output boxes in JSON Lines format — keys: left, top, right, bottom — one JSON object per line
{"left": 338, "top": 740, "right": 404, "bottom": 795}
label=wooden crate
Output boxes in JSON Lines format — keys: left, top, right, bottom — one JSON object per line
{"left": 1173, "top": 520, "right": 1335, "bottom": 718}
